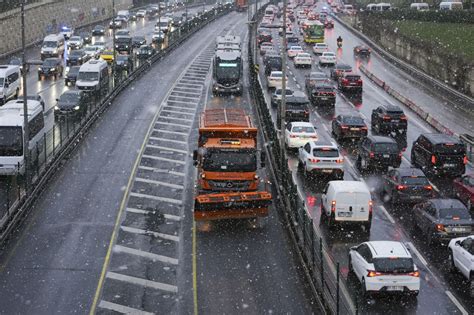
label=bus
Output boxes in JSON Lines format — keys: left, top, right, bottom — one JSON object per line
{"left": 212, "top": 49, "right": 243, "bottom": 95}
{"left": 303, "top": 20, "right": 324, "bottom": 43}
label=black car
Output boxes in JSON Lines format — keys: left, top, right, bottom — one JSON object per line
{"left": 115, "top": 55, "right": 133, "bottom": 72}
{"left": 115, "top": 36, "right": 132, "bottom": 54}
{"left": 353, "top": 45, "right": 371, "bottom": 57}
{"left": 371, "top": 105, "right": 407, "bottom": 136}
{"left": 66, "top": 49, "right": 89, "bottom": 66}
{"left": 309, "top": 82, "right": 336, "bottom": 106}
{"left": 356, "top": 135, "right": 402, "bottom": 172}
{"left": 330, "top": 63, "right": 352, "bottom": 80}
{"left": 55, "top": 90, "right": 89, "bottom": 118}
{"left": 92, "top": 25, "right": 106, "bottom": 36}
{"left": 413, "top": 199, "right": 473, "bottom": 244}
{"left": 411, "top": 133, "right": 466, "bottom": 177}
{"left": 132, "top": 36, "right": 146, "bottom": 48}
{"left": 38, "top": 58, "right": 63, "bottom": 79}
{"left": 332, "top": 114, "right": 368, "bottom": 142}
{"left": 79, "top": 31, "right": 91, "bottom": 44}
{"left": 136, "top": 45, "right": 156, "bottom": 59}
{"left": 263, "top": 54, "right": 282, "bottom": 75}
{"left": 276, "top": 91, "right": 310, "bottom": 128}
{"left": 9, "top": 57, "right": 29, "bottom": 74}
{"left": 65, "top": 66, "right": 81, "bottom": 86}
{"left": 305, "top": 71, "right": 330, "bottom": 94}
{"left": 382, "top": 167, "right": 434, "bottom": 205}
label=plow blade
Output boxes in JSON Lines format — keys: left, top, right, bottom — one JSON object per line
{"left": 194, "top": 191, "right": 272, "bottom": 221}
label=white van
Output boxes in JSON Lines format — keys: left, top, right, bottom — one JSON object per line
{"left": 155, "top": 17, "right": 171, "bottom": 33}
{"left": 439, "top": 1, "right": 463, "bottom": 10}
{"left": 0, "top": 99, "right": 45, "bottom": 175}
{"left": 410, "top": 3, "right": 429, "bottom": 11}
{"left": 366, "top": 3, "right": 377, "bottom": 11}
{"left": 321, "top": 181, "right": 373, "bottom": 229}
{"left": 40, "top": 34, "right": 65, "bottom": 60}
{"left": 375, "top": 3, "right": 391, "bottom": 11}
{"left": 76, "top": 59, "right": 109, "bottom": 94}
{"left": 0, "top": 65, "right": 21, "bottom": 105}
{"left": 117, "top": 9, "right": 130, "bottom": 21}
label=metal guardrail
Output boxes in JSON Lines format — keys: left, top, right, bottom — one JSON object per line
{"left": 248, "top": 6, "right": 356, "bottom": 315}
{"left": 0, "top": 3, "right": 234, "bottom": 245}
{"left": 332, "top": 13, "right": 474, "bottom": 108}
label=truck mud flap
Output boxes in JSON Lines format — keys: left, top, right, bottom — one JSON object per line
{"left": 194, "top": 191, "right": 272, "bottom": 220}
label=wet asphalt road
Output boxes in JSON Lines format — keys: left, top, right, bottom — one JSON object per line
{"left": 255, "top": 2, "right": 473, "bottom": 314}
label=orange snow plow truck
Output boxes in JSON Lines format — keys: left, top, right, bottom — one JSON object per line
{"left": 193, "top": 108, "right": 272, "bottom": 221}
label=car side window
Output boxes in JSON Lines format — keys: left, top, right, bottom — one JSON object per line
{"left": 463, "top": 176, "right": 470, "bottom": 185}
{"left": 461, "top": 238, "right": 472, "bottom": 251}
{"left": 304, "top": 143, "right": 311, "bottom": 153}
{"left": 425, "top": 205, "right": 436, "bottom": 217}
{"left": 286, "top": 123, "right": 292, "bottom": 131}
{"left": 357, "top": 244, "right": 372, "bottom": 263}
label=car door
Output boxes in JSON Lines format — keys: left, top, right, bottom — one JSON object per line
{"left": 285, "top": 122, "right": 292, "bottom": 144}
{"left": 422, "top": 204, "right": 436, "bottom": 235}
{"left": 354, "top": 245, "right": 371, "bottom": 280}
{"left": 458, "top": 238, "right": 473, "bottom": 277}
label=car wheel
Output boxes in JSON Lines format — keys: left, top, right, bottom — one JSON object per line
{"left": 363, "top": 221, "right": 371, "bottom": 233}
{"left": 348, "top": 256, "right": 355, "bottom": 278}
{"left": 449, "top": 250, "right": 456, "bottom": 272}
{"left": 356, "top": 156, "right": 362, "bottom": 171}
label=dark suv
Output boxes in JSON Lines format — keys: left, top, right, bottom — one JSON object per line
{"left": 263, "top": 54, "right": 282, "bottom": 75}
{"left": 411, "top": 133, "right": 466, "bottom": 177}
{"left": 276, "top": 91, "right": 310, "bottom": 128}
{"left": 310, "top": 82, "right": 336, "bottom": 106}
{"left": 371, "top": 105, "right": 407, "bottom": 136}
{"left": 381, "top": 167, "right": 434, "bottom": 205}
{"left": 38, "top": 58, "right": 63, "bottom": 79}
{"left": 357, "top": 135, "right": 402, "bottom": 172}
{"left": 338, "top": 72, "right": 362, "bottom": 93}
{"left": 115, "top": 36, "right": 132, "bottom": 54}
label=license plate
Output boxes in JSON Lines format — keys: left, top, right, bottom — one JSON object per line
{"left": 322, "top": 169, "right": 333, "bottom": 173}
{"left": 350, "top": 83, "right": 357, "bottom": 85}
{"left": 320, "top": 97, "right": 328, "bottom": 100}
{"left": 444, "top": 163, "right": 455, "bottom": 167}
{"left": 338, "top": 212, "right": 352, "bottom": 217}
{"left": 383, "top": 154, "right": 390, "bottom": 158}
{"left": 410, "top": 196, "right": 422, "bottom": 199}
{"left": 350, "top": 128, "right": 359, "bottom": 131}
{"left": 386, "top": 286, "right": 403, "bottom": 291}
{"left": 452, "top": 227, "right": 467, "bottom": 233}
{"left": 392, "top": 119, "right": 399, "bottom": 123}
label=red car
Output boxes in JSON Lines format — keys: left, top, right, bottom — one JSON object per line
{"left": 453, "top": 174, "right": 474, "bottom": 210}
{"left": 338, "top": 71, "right": 363, "bottom": 93}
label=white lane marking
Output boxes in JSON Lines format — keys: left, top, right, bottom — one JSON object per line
{"left": 155, "top": 121, "right": 191, "bottom": 128}
{"left": 141, "top": 155, "right": 186, "bottom": 165}
{"left": 322, "top": 124, "right": 329, "bottom": 132}
{"left": 406, "top": 242, "right": 428, "bottom": 267}
{"left": 126, "top": 207, "right": 182, "bottom": 221}
{"left": 168, "top": 95, "right": 201, "bottom": 100}
{"left": 292, "top": 77, "right": 297, "bottom": 82}
{"left": 174, "top": 86, "right": 203, "bottom": 92}
{"left": 152, "top": 129, "right": 188, "bottom": 136}
{"left": 178, "top": 79, "right": 205, "bottom": 85}
{"left": 130, "top": 192, "right": 182, "bottom": 205}
{"left": 164, "top": 104, "right": 196, "bottom": 111}
{"left": 138, "top": 165, "right": 185, "bottom": 176}
{"left": 149, "top": 136, "right": 187, "bottom": 145}
{"left": 183, "top": 73, "right": 206, "bottom": 78}
{"left": 135, "top": 177, "right": 184, "bottom": 189}
{"left": 445, "top": 291, "right": 469, "bottom": 315}
{"left": 379, "top": 205, "right": 396, "bottom": 224}
{"left": 167, "top": 99, "right": 199, "bottom": 105}
{"left": 145, "top": 144, "right": 188, "bottom": 154}
{"left": 157, "top": 116, "right": 193, "bottom": 123}
{"left": 187, "top": 69, "right": 208, "bottom": 74}
{"left": 296, "top": 83, "right": 301, "bottom": 89}
{"left": 161, "top": 109, "right": 194, "bottom": 116}
{"left": 98, "top": 300, "right": 154, "bottom": 315}
{"left": 120, "top": 226, "right": 180, "bottom": 242}
{"left": 176, "top": 82, "right": 203, "bottom": 88}
{"left": 114, "top": 245, "right": 179, "bottom": 265}
{"left": 106, "top": 272, "right": 178, "bottom": 293}
{"left": 170, "top": 90, "right": 202, "bottom": 96}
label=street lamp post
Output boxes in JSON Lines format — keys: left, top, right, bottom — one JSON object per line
{"left": 254, "top": 0, "right": 258, "bottom": 62}
{"left": 112, "top": 0, "right": 116, "bottom": 86}
{"left": 20, "top": 0, "right": 30, "bottom": 190}
{"left": 279, "top": 0, "right": 288, "bottom": 181}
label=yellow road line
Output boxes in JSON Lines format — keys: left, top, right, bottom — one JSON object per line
{"left": 192, "top": 220, "right": 198, "bottom": 315}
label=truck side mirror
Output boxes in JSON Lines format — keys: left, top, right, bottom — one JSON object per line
{"left": 193, "top": 150, "right": 198, "bottom": 166}
{"left": 260, "top": 150, "right": 266, "bottom": 168}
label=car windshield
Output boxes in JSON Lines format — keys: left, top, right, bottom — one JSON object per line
{"left": 323, "top": 53, "right": 335, "bottom": 57}
{"left": 0, "top": 126, "right": 23, "bottom": 156}
{"left": 78, "top": 71, "right": 99, "bottom": 81}
{"left": 68, "top": 67, "right": 80, "bottom": 74}
{"left": 310, "top": 73, "right": 326, "bottom": 79}
{"left": 43, "top": 60, "right": 57, "bottom": 66}
{"left": 434, "top": 143, "right": 465, "bottom": 154}
{"left": 342, "top": 116, "right": 364, "bottom": 124}
{"left": 439, "top": 208, "right": 471, "bottom": 220}
{"left": 401, "top": 176, "right": 429, "bottom": 185}
{"left": 43, "top": 41, "right": 57, "bottom": 48}
{"left": 292, "top": 126, "right": 315, "bottom": 133}
{"left": 373, "top": 258, "right": 414, "bottom": 273}
{"left": 116, "top": 37, "right": 130, "bottom": 43}
{"left": 70, "top": 37, "right": 81, "bottom": 41}
{"left": 373, "top": 143, "right": 399, "bottom": 153}
{"left": 313, "top": 148, "right": 339, "bottom": 157}
{"left": 0, "top": 78, "right": 4, "bottom": 86}
{"left": 70, "top": 50, "right": 84, "bottom": 56}
{"left": 85, "top": 47, "right": 97, "bottom": 52}
{"left": 94, "top": 26, "right": 103, "bottom": 30}
{"left": 60, "top": 93, "right": 80, "bottom": 102}
{"left": 202, "top": 149, "right": 257, "bottom": 172}
{"left": 272, "top": 72, "right": 283, "bottom": 78}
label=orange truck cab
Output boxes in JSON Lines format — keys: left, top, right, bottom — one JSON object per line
{"left": 235, "top": 0, "right": 248, "bottom": 12}
{"left": 193, "top": 109, "right": 271, "bottom": 220}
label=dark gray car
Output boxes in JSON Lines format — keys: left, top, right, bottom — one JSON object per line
{"left": 55, "top": 90, "right": 89, "bottom": 118}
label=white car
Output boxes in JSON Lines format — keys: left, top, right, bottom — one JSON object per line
{"left": 115, "top": 29, "right": 130, "bottom": 39}
{"left": 136, "top": 9, "right": 147, "bottom": 18}
{"left": 448, "top": 235, "right": 474, "bottom": 294}
{"left": 285, "top": 122, "right": 318, "bottom": 149}
{"left": 67, "top": 36, "right": 83, "bottom": 50}
{"left": 298, "top": 140, "right": 344, "bottom": 179}
{"left": 271, "top": 87, "right": 295, "bottom": 107}
{"left": 83, "top": 45, "right": 100, "bottom": 59}
{"left": 349, "top": 241, "right": 420, "bottom": 297}
{"left": 94, "top": 41, "right": 106, "bottom": 52}
{"left": 294, "top": 52, "right": 312, "bottom": 68}
{"left": 267, "top": 71, "right": 287, "bottom": 90}
{"left": 319, "top": 52, "right": 336, "bottom": 66}
{"left": 288, "top": 45, "right": 304, "bottom": 58}
{"left": 313, "top": 43, "right": 329, "bottom": 55}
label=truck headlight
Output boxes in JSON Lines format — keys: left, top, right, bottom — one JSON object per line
{"left": 54, "top": 106, "right": 59, "bottom": 110}
{"left": 74, "top": 105, "right": 80, "bottom": 110}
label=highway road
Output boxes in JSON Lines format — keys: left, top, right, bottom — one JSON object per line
{"left": 256, "top": 2, "right": 473, "bottom": 314}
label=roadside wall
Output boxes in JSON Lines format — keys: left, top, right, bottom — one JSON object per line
{"left": 348, "top": 15, "right": 474, "bottom": 97}
{"left": 0, "top": 0, "right": 133, "bottom": 57}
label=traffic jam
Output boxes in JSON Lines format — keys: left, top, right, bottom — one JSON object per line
{"left": 255, "top": 0, "right": 473, "bottom": 312}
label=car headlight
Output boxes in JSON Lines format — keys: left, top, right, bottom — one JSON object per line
{"left": 54, "top": 106, "right": 59, "bottom": 110}
{"left": 53, "top": 49, "right": 58, "bottom": 53}
{"left": 51, "top": 68, "right": 56, "bottom": 71}
{"left": 74, "top": 105, "right": 80, "bottom": 110}
{"left": 38, "top": 67, "right": 42, "bottom": 71}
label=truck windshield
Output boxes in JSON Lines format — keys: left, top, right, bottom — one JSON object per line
{"left": 203, "top": 149, "right": 257, "bottom": 172}
{"left": 0, "top": 127, "right": 23, "bottom": 156}
{"left": 216, "top": 62, "right": 240, "bottom": 80}
{"left": 78, "top": 72, "right": 99, "bottom": 81}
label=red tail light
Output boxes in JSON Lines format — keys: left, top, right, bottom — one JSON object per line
{"left": 336, "top": 158, "right": 344, "bottom": 164}
{"left": 383, "top": 115, "right": 391, "bottom": 121}
{"left": 367, "top": 270, "right": 382, "bottom": 277}
{"left": 369, "top": 152, "right": 375, "bottom": 158}
{"left": 331, "top": 200, "right": 336, "bottom": 213}
{"left": 400, "top": 115, "right": 407, "bottom": 120}
{"left": 357, "top": 79, "right": 363, "bottom": 84}
{"left": 409, "top": 271, "right": 420, "bottom": 277}
{"left": 369, "top": 200, "right": 373, "bottom": 213}
{"left": 361, "top": 126, "right": 368, "bottom": 130}
{"left": 309, "top": 158, "right": 320, "bottom": 163}
{"left": 290, "top": 134, "right": 297, "bottom": 138}
{"left": 435, "top": 224, "right": 444, "bottom": 232}
{"left": 342, "top": 78, "right": 349, "bottom": 84}
{"left": 431, "top": 155, "right": 437, "bottom": 164}
{"left": 397, "top": 185, "right": 407, "bottom": 190}
{"left": 341, "top": 125, "right": 349, "bottom": 129}
{"left": 424, "top": 185, "right": 432, "bottom": 190}
{"left": 398, "top": 152, "right": 403, "bottom": 157}
{"left": 463, "top": 156, "right": 468, "bottom": 165}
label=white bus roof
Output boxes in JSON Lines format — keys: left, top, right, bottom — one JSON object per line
{"left": 0, "top": 99, "right": 42, "bottom": 127}
{"left": 79, "top": 59, "right": 107, "bottom": 72}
